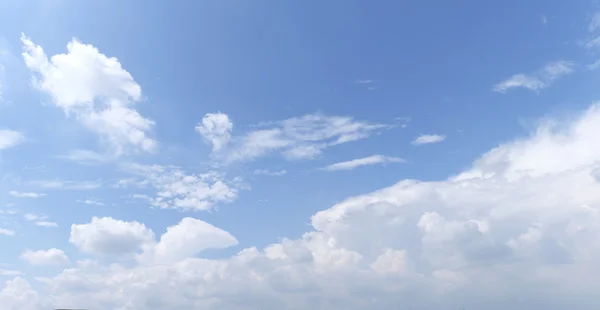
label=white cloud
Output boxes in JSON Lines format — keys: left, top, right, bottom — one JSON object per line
{"left": 253, "top": 169, "right": 287, "bottom": 176}
{"left": 57, "top": 149, "right": 112, "bottom": 164}
{"left": 196, "top": 112, "right": 233, "bottom": 152}
{"left": 21, "top": 34, "right": 156, "bottom": 156}
{"left": 590, "top": 12, "right": 600, "bottom": 32}
{"left": 493, "top": 61, "right": 574, "bottom": 93}
{"left": 201, "top": 113, "right": 389, "bottom": 163}
{"left": 0, "top": 130, "right": 25, "bottom": 150}
{"left": 322, "top": 155, "right": 404, "bottom": 171}
{"left": 35, "top": 221, "right": 58, "bottom": 228}
{"left": 69, "top": 217, "right": 155, "bottom": 256}
{"left": 9, "top": 102, "right": 600, "bottom": 309}
{"left": 0, "top": 228, "right": 14, "bottom": 236}
{"left": 124, "top": 164, "right": 239, "bottom": 211}
{"left": 145, "top": 217, "right": 238, "bottom": 264}
{"left": 76, "top": 199, "right": 104, "bottom": 206}
{"left": 29, "top": 180, "right": 102, "bottom": 190}
{"left": 0, "top": 269, "right": 22, "bottom": 276}
{"left": 412, "top": 134, "right": 446, "bottom": 145}
{"left": 0, "top": 277, "right": 40, "bottom": 310}
{"left": 24, "top": 213, "right": 45, "bottom": 221}
{"left": 8, "top": 191, "right": 45, "bottom": 198}
{"left": 20, "top": 249, "right": 69, "bottom": 265}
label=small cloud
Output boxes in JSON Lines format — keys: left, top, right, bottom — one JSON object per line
{"left": 57, "top": 149, "right": 112, "bottom": 165}
{"left": 253, "top": 169, "right": 287, "bottom": 176}
{"left": 77, "top": 199, "right": 104, "bottom": 206}
{"left": 412, "top": 134, "right": 446, "bottom": 145}
{"left": 20, "top": 248, "right": 69, "bottom": 265}
{"left": 590, "top": 12, "right": 600, "bottom": 32}
{"left": 24, "top": 213, "right": 46, "bottom": 221}
{"left": 30, "top": 179, "right": 102, "bottom": 190}
{"left": 0, "top": 130, "right": 25, "bottom": 150}
{"left": 0, "top": 269, "right": 22, "bottom": 276}
{"left": 493, "top": 61, "right": 574, "bottom": 93}
{"left": 590, "top": 60, "right": 600, "bottom": 70}
{"left": 35, "top": 221, "right": 58, "bottom": 228}
{"left": 322, "top": 155, "right": 405, "bottom": 172}
{"left": 0, "top": 228, "right": 15, "bottom": 236}
{"left": 541, "top": 15, "right": 548, "bottom": 25}
{"left": 9, "top": 191, "right": 45, "bottom": 198}
{"left": 355, "top": 79, "right": 373, "bottom": 84}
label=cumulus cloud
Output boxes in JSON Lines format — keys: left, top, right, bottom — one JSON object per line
{"left": 8, "top": 191, "right": 45, "bottom": 198}
{"left": 21, "top": 34, "right": 156, "bottom": 156}
{"left": 412, "top": 134, "right": 446, "bottom": 145}
{"left": 198, "top": 113, "right": 390, "bottom": 163}
{"left": 3, "top": 102, "right": 599, "bottom": 309}
{"left": 0, "top": 130, "right": 24, "bottom": 150}
{"left": 20, "top": 249, "right": 69, "bottom": 265}
{"left": 69, "top": 217, "right": 155, "bottom": 256}
{"left": 322, "top": 155, "right": 404, "bottom": 171}
{"left": 124, "top": 163, "right": 239, "bottom": 211}
{"left": 196, "top": 112, "right": 233, "bottom": 152}
{"left": 493, "top": 61, "right": 574, "bottom": 93}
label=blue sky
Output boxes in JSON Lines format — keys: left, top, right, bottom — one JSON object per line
{"left": 2, "top": 0, "right": 600, "bottom": 309}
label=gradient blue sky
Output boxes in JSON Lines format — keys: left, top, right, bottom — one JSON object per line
{"left": 2, "top": 1, "right": 600, "bottom": 309}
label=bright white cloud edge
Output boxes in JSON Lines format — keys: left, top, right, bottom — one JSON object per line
{"left": 322, "top": 155, "right": 405, "bottom": 171}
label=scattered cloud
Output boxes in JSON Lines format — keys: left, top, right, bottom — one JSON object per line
{"left": 590, "top": 12, "right": 600, "bottom": 32}
{"left": 5, "top": 102, "right": 600, "bottom": 309}
{"left": 493, "top": 61, "right": 574, "bottom": 93}
{"left": 198, "top": 113, "right": 390, "bottom": 163}
{"left": 8, "top": 191, "right": 45, "bottom": 198}
{"left": 253, "top": 169, "right": 287, "bottom": 176}
{"left": 57, "top": 149, "right": 112, "bottom": 165}
{"left": 20, "top": 249, "right": 69, "bottom": 265}
{"left": 0, "top": 130, "right": 24, "bottom": 150}
{"left": 322, "top": 155, "right": 405, "bottom": 172}
{"left": 123, "top": 164, "right": 240, "bottom": 211}
{"left": 21, "top": 34, "right": 156, "bottom": 156}
{"left": 29, "top": 180, "right": 102, "bottom": 190}
{"left": 355, "top": 79, "right": 373, "bottom": 84}
{"left": 412, "top": 134, "right": 446, "bottom": 145}
{"left": 24, "top": 213, "right": 45, "bottom": 221}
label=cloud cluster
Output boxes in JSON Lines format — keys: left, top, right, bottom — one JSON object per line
{"left": 3, "top": 102, "right": 600, "bottom": 309}
{"left": 124, "top": 164, "right": 240, "bottom": 211}
{"left": 21, "top": 34, "right": 156, "bottom": 156}
{"left": 493, "top": 60, "right": 574, "bottom": 93}
{"left": 197, "top": 112, "right": 390, "bottom": 163}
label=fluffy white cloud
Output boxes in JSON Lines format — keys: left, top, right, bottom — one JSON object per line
{"left": 20, "top": 249, "right": 69, "bottom": 265}
{"left": 322, "top": 155, "right": 404, "bottom": 171}
{"left": 4, "top": 102, "right": 598, "bottom": 310}
{"left": 493, "top": 61, "right": 574, "bottom": 93}
{"left": 196, "top": 112, "right": 233, "bottom": 152}
{"left": 124, "top": 164, "right": 239, "bottom": 211}
{"left": 0, "top": 278, "right": 41, "bottom": 310}
{"left": 411, "top": 134, "right": 445, "bottom": 145}
{"left": 8, "top": 191, "right": 45, "bottom": 198}
{"left": 0, "top": 130, "right": 24, "bottom": 150}
{"left": 21, "top": 34, "right": 156, "bottom": 156}
{"left": 145, "top": 217, "right": 238, "bottom": 264}
{"left": 69, "top": 217, "right": 155, "bottom": 256}
{"left": 199, "top": 113, "right": 389, "bottom": 163}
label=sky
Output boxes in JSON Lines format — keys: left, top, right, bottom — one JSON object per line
{"left": 2, "top": 0, "right": 600, "bottom": 309}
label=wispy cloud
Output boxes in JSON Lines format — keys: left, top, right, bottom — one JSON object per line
{"left": 0, "top": 269, "right": 21, "bottom": 275}
{"left": 412, "top": 134, "right": 446, "bottom": 145}
{"left": 322, "top": 155, "right": 405, "bottom": 172}
{"left": 493, "top": 61, "right": 574, "bottom": 93}
{"left": 29, "top": 180, "right": 102, "bottom": 190}
{"left": 355, "top": 79, "right": 373, "bottom": 84}
{"left": 35, "top": 221, "right": 58, "bottom": 228}
{"left": 77, "top": 199, "right": 104, "bottom": 206}
{"left": 9, "top": 191, "right": 45, "bottom": 198}
{"left": 197, "top": 113, "right": 390, "bottom": 163}
{"left": 57, "top": 149, "right": 113, "bottom": 165}
{"left": 0, "top": 228, "right": 15, "bottom": 236}
{"left": 253, "top": 169, "right": 287, "bottom": 176}
{"left": 590, "top": 12, "right": 600, "bottom": 32}
{"left": 0, "top": 130, "right": 25, "bottom": 150}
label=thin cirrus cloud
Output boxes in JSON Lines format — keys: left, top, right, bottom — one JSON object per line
{"left": 411, "top": 134, "right": 446, "bottom": 145}
{"left": 322, "top": 155, "right": 405, "bottom": 172}
{"left": 8, "top": 191, "right": 45, "bottom": 198}
{"left": 253, "top": 169, "right": 287, "bottom": 176}
{"left": 493, "top": 60, "right": 574, "bottom": 93}
{"left": 29, "top": 180, "right": 103, "bottom": 190}
{"left": 196, "top": 112, "right": 391, "bottom": 163}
